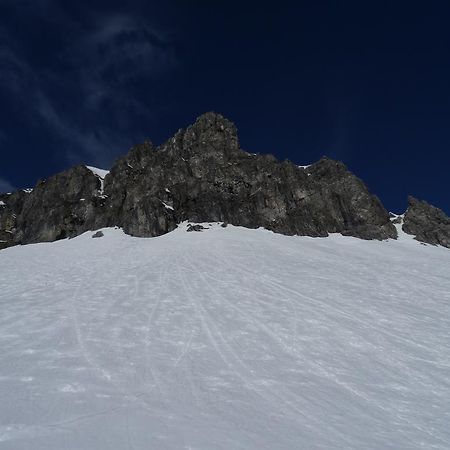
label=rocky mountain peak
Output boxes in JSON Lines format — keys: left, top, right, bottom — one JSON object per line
{"left": 160, "top": 111, "right": 239, "bottom": 159}
{"left": 1, "top": 113, "right": 449, "bottom": 250}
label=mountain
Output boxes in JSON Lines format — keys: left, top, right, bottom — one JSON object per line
{"left": 2, "top": 111, "right": 448, "bottom": 251}
{"left": 1, "top": 222, "right": 449, "bottom": 449}
{"left": 1, "top": 114, "right": 450, "bottom": 448}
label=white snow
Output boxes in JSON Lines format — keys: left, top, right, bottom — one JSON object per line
{"left": 390, "top": 212, "right": 404, "bottom": 220}
{"left": 85, "top": 166, "right": 109, "bottom": 180}
{"left": 86, "top": 166, "right": 109, "bottom": 195}
{"left": 297, "top": 164, "right": 311, "bottom": 169}
{"left": 161, "top": 201, "right": 174, "bottom": 211}
{"left": 0, "top": 224, "right": 449, "bottom": 449}
{"left": 0, "top": 200, "right": 5, "bottom": 207}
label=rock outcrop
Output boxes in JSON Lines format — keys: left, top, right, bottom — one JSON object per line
{"left": 0, "top": 190, "right": 29, "bottom": 250}
{"left": 1, "top": 112, "right": 400, "bottom": 249}
{"left": 403, "top": 196, "right": 450, "bottom": 248}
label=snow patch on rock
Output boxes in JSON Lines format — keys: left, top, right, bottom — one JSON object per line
{"left": 86, "top": 166, "right": 109, "bottom": 195}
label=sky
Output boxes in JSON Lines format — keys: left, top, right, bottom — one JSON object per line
{"left": 0, "top": 0, "right": 449, "bottom": 214}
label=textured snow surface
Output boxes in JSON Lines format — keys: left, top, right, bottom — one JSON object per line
{"left": 1, "top": 224, "right": 450, "bottom": 449}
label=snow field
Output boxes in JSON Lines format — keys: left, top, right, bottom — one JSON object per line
{"left": 0, "top": 223, "right": 449, "bottom": 449}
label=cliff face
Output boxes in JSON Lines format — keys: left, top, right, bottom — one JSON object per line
{"left": 0, "top": 112, "right": 406, "bottom": 249}
{"left": 0, "top": 166, "right": 107, "bottom": 249}
{"left": 0, "top": 190, "right": 28, "bottom": 250}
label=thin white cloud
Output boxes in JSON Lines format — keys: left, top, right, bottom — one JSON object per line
{"left": 0, "top": 177, "right": 15, "bottom": 194}
{"left": 0, "top": 12, "right": 177, "bottom": 168}
{"left": 35, "top": 92, "right": 131, "bottom": 167}
{"left": 72, "top": 13, "right": 176, "bottom": 112}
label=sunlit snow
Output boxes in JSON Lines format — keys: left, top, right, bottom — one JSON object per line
{"left": 85, "top": 166, "right": 109, "bottom": 180}
{"left": 85, "top": 166, "right": 110, "bottom": 196}
{"left": 0, "top": 224, "right": 449, "bottom": 449}
{"left": 161, "top": 201, "right": 174, "bottom": 211}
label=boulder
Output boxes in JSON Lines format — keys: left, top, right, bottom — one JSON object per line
{"left": 187, "top": 224, "right": 206, "bottom": 232}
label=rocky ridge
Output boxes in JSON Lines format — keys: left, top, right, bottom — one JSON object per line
{"left": 403, "top": 196, "right": 450, "bottom": 248}
{"left": 0, "top": 112, "right": 448, "bottom": 250}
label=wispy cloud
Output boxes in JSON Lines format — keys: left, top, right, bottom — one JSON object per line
{"left": 0, "top": 177, "right": 15, "bottom": 194}
{"left": 69, "top": 14, "right": 176, "bottom": 115}
{"left": 35, "top": 91, "right": 132, "bottom": 167}
{"left": 0, "top": 10, "right": 177, "bottom": 168}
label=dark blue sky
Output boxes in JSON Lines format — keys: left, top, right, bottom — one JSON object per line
{"left": 1, "top": 0, "right": 449, "bottom": 214}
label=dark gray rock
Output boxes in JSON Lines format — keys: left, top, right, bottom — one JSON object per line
{"left": 1, "top": 112, "right": 399, "bottom": 249}
{"left": 100, "top": 112, "right": 396, "bottom": 241}
{"left": 403, "top": 196, "right": 450, "bottom": 248}
{"left": 11, "top": 165, "right": 108, "bottom": 245}
{"left": 0, "top": 190, "right": 32, "bottom": 249}
{"left": 187, "top": 224, "right": 206, "bottom": 232}
{"left": 92, "top": 230, "right": 104, "bottom": 238}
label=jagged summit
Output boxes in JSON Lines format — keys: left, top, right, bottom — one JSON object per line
{"left": 160, "top": 111, "right": 240, "bottom": 158}
{"left": 1, "top": 113, "right": 449, "bottom": 249}
{"left": 191, "top": 111, "right": 238, "bottom": 136}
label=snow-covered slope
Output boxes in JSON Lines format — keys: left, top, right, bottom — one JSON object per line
{"left": 1, "top": 224, "right": 449, "bottom": 449}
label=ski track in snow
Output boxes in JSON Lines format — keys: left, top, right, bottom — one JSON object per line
{"left": 0, "top": 223, "right": 450, "bottom": 449}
